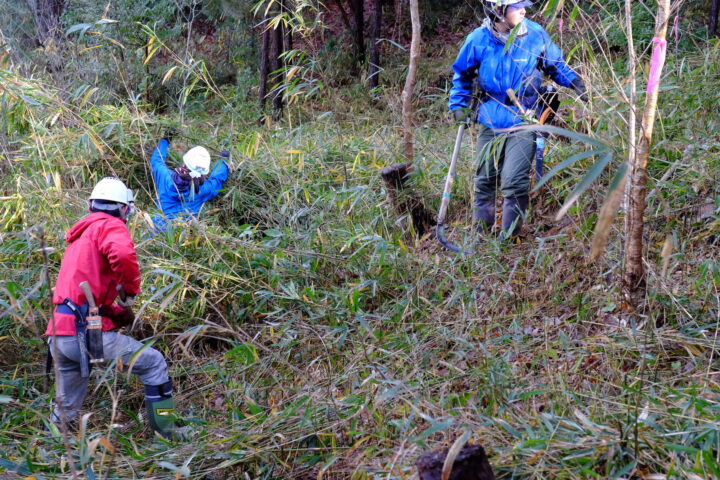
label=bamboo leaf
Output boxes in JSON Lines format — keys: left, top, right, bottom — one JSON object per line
{"left": 590, "top": 163, "right": 628, "bottom": 261}
{"left": 556, "top": 151, "right": 612, "bottom": 220}
{"left": 503, "top": 23, "right": 523, "bottom": 54}
{"left": 411, "top": 418, "right": 454, "bottom": 442}
{"left": 509, "top": 124, "right": 609, "bottom": 150}
{"left": 79, "top": 87, "right": 98, "bottom": 109}
{"left": 442, "top": 430, "right": 472, "bottom": 480}
{"left": 162, "top": 66, "right": 179, "bottom": 85}
{"left": 144, "top": 42, "right": 161, "bottom": 65}
{"left": 534, "top": 148, "right": 603, "bottom": 191}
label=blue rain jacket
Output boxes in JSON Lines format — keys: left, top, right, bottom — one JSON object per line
{"left": 449, "top": 19, "right": 578, "bottom": 130}
{"left": 150, "top": 138, "right": 229, "bottom": 228}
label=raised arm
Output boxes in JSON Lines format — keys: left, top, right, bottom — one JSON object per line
{"left": 149, "top": 138, "right": 175, "bottom": 192}
{"left": 197, "top": 159, "right": 230, "bottom": 202}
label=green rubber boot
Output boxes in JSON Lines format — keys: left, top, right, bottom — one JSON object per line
{"left": 144, "top": 381, "right": 179, "bottom": 439}
{"left": 146, "top": 396, "right": 177, "bottom": 439}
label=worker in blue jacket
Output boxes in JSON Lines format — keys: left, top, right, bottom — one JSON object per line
{"left": 149, "top": 131, "right": 230, "bottom": 230}
{"left": 449, "top": 0, "right": 587, "bottom": 239}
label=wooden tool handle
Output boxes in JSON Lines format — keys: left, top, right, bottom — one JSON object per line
{"left": 506, "top": 88, "right": 528, "bottom": 116}
{"left": 79, "top": 281, "right": 98, "bottom": 313}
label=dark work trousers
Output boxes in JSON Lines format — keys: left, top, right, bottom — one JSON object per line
{"left": 474, "top": 125, "right": 536, "bottom": 202}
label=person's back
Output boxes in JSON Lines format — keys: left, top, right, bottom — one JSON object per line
{"left": 149, "top": 136, "right": 229, "bottom": 228}
{"left": 47, "top": 177, "right": 180, "bottom": 439}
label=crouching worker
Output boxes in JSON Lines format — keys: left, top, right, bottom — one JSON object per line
{"left": 46, "top": 177, "right": 179, "bottom": 439}
{"left": 149, "top": 130, "right": 230, "bottom": 230}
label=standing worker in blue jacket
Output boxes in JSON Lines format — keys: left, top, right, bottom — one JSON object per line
{"left": 449, "top": 0, "right": 587, "bottom": 239}
{"left": 149, "top": 131, "right": 230, "bottom": 230}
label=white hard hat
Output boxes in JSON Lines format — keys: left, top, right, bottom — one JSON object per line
{"left": 89, "top": 177, "right": 130, "bottom": 205}
{"left": 127, "top": 188, "right": 135, "bottom": 204}
{"left": 183, "top": 146, "right": 211, "bottom": 178}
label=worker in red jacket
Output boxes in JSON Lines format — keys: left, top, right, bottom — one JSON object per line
{"left": 47, "top": 177, "right": 178, "bottom": 439}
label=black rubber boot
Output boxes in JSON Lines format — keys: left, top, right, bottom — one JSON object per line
{"left": 501, "top": 195, "right": 529, "bottom": 240}
{"left": 473, "top": 198, "right": 495, "bottom": 235}
{"left": 144, "top": 380, "right": 178, "bottom": 439}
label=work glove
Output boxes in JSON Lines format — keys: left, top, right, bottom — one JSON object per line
{"left": 219, "top": 150, "right": 230, "bottom": 159}
{"left": 117, "top": 295, "right": 136, "bottom": 308}
{"left": 163, "top": 127, "right": 178, "bottom": 143}
{"left": 452, "top": 109, "right": 473, "bottom": 126}
{"left": 106, "top": 305, "right": 135, "bottom": 329}
{"left": 570, "top": 77, "right": 588, "bottom": 103}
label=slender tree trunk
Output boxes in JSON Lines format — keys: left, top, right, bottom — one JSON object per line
{"left": 352, "top": 0, "right": 365, "bottom": 67}
{"left": 26, "top": 0, "right": 66, "bottom": 47}
{"left": 369, "top": 0, "right": 382, "bottom": 89}
{"left": 269, "top": 1, "right": 285, "bottom": 120}
{"left": 332, "top": 0, "right": 352, "bottom": 31}
{"left": 623, "top": 0, "right": 637, "bottom": 234}
{"left": 710, "top": 0, "right": 719, "bottom": 37}
{"left": 259, "top": 18, "right": 270, "bottom": 109}
{"left": 623, "top": 0, "right": 671, "bottom": 302}
{"left": 26, "top": 0, "right": 67, "bottom": 72}
{"left": 401, "top": 0, "right": 420, "bottom": 163}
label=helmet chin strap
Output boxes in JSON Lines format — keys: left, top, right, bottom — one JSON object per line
{"left": 493, "top": 7, "right": 511, "bottom": 31}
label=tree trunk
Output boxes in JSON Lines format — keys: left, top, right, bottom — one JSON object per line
{"left": 26, "top": 0, "right": 66, "bottom": 47}
{"left": 26, "top": 0, "right": 67, "bottom": 72}
{"left": 623, "top": 0, "right": 671, "bottom": 303}
{"left": 401, "top": 0, "right": 421, "bottom": 163}
{"left": 270, "top": 2, "right": 285, "bottom": 120}
{"left": 259, "top": 18, "right": 270, "bottom": 110}
{"left": 710, "top": 0, "right": 719, "bottom": 37}
{"left": 416, "top": 444, "right": 495, "bottom": 480}
{"left": 380, "top": 163, "right": 435, "bottom": 236}
{"left": 282, "top": 0, "right": 293, "bottom": 55}
{"left": 332, "top": 0, "right": 352, "bottom": 31}
{"left": 369, "top": 0, "right": 382, "bottom": 89}
{"left": 622, "top": 0, "right": 637, "bottom": 235}
{"left": 352, "top": 0, "right": 365, "bottom": 67}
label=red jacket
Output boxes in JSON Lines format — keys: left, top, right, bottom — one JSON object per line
{"left": 46, "top": 212, "right": 141, "bottom": 336}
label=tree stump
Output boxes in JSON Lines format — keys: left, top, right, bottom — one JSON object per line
{"left": 380, "top": 162, "right": 435, "bottom": 237}
{"left": 416, "top": 444, "right": 495, "bottom": 480}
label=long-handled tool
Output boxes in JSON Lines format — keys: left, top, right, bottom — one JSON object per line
{"left": 436, "top": 124, "right": 474, "bottom": 254}
{"left": 79, "top": 282, "right": 104, "bottom": 364}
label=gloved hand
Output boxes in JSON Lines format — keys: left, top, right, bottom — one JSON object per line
{"left": 106, "top": 305, "right": 135, "bottom": 329}
{"left": 117, "top": 295, "right": 136, "bottom": 308}
{"left": 163, "top": 127, "right": 178, "bottom": 143}
{"left": 570, "top": 77, "right": 588, "bottom": 103}
{"left": 452, "top": 109, "right": 473, "bottom": 126}
{"left": 219, "top": 150, "right": 230, "bottom": 159}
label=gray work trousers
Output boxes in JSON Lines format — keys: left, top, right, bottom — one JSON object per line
{"left": 48, "top": 332, "right": 170, "bottom": 424}
{"left": 474, "top": 125, "right": 536, "bottom": 201}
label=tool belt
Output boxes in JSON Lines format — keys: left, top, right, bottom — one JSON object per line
{"left": 47, "top": 301, "right": 108, "bottom": 378}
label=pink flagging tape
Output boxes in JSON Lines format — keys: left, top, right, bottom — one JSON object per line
{"left": 559, "top": 18, "right": 564, "bottom": 33}
{"left": 647, "top": 37, "right": 667, "bottom": 94}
